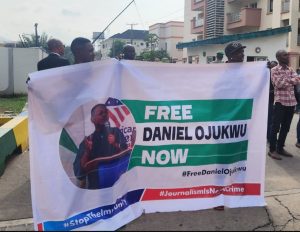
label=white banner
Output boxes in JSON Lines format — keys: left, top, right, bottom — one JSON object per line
{"left": 28, "top": 59, "right": 269, "bottom": 231}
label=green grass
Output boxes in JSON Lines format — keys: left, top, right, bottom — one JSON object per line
{"left": 0, "top": 94, "right": 27, "bottom": 114}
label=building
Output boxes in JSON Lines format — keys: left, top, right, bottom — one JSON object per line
{"left": 178, "top": 26, "right": 290, "bottom": 64}
{"left": 225, "top": 0, "right": 300, "bottom": 68}
{"left": 180, "top": 0, "right": 300, "bottom": 69}
{"left": 99, "top": 29, "right": 148, "bottom": 59}
{"left": 187, "top": 0, "right": 224, "bottom": 40}
{"left": 149, "top": 21, "right": 184, "bottom": 62}
{"left": 183, "top": 0, "right": 225, "bottom": 62}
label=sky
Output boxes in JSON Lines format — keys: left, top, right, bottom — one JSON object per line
{"left": 0, "top": 0, "right": 184, "bottom": 46}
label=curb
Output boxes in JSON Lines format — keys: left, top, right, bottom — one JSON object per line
{"left": 0, "top": 218, "right": 33, "bottom": 231}
{"left": 0, "top": 103, "right": 28, "bottom": 176}
{"left": 1, "top": 189, "right": 300, "bottom": 231}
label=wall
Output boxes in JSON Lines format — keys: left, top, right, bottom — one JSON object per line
{"left": 0, "top": 47, "right": 46, "bottom": 95}
{"left": 0, "top": 48, "right": 12, "bottom": 92}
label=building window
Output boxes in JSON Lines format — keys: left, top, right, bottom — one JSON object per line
{"left": 197, "top": 35, "right": 203, "bottom": 40}
{"left": 281, "top": 19, "right": 290, "bottom": 27}
{"left": 268, "top": 0, "right": 274, "bottom": 13}
{"left": 194, "top": 14, "right": 204, "bottom": 27}
{"left": 281, "top": 0, "right": 290, "bottom": 13}
{"left": 247, "top": 56, "right": 268, "bottom": 62}
{"left": 250, "top": 3, "right": 257, "bottom": 8}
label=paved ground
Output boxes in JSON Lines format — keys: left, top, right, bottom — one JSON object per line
{"left": 0, "top": 116, "right": 299, "bottom": 231}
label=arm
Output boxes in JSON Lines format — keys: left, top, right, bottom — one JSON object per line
{"left": 73, "top": 140, "right": 90, "bottom": 181}
{"left": 272, "top": 68, "right": 300, "bottom": 89}
{"left": 289, "top": 69, "right": 300, "bottom": 85}
{"left": 83, "top": 128, "right": 130, "bottom": 170}
{"left": 80, "top": 136, "right": 93, "bottom": 173}
{"left": 107, "top": 128, "right": 128, "bottom": 152}
{"left": 83, "top": 148, "right": 132, "bottom": 171}
{"left": 63, "top": 59, "right": 71, "bottom": 66}
{"left": 82, "top": 128, "right": 129, "bottom": 172}
{"left": 107, "top": 133, "right": 122, "bottom": 153}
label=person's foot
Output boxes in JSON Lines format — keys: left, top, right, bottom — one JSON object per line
{"left": 277, "top": 148, "right": 293, "bottom": 157}
{"left": 213, "top": 206, "right": 224, "bottom": 211}
{"left": 296, "top": 142, "right": 300, "bottom": 148}
{"left": 268, "top": 151, "right": 282, "bottom": 160}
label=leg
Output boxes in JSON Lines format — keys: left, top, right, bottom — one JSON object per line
{"left": 267, "top": 100, "right": 274, "bottom": 142}
{"left": 269, "top": 103, "right": 284, "bottom": 152}
{"left": 277, "top": 106, "right": 294, "bottom": 151}
{"left": 296, "top": 103, "right": 300, "bottom": 113}
{"left": 296, "top": 115, "right": 300, "bottom": 147}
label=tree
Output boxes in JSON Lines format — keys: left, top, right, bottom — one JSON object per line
{"left": 94, "top": 50, "right": 102, "bottom": 61}
{"left": 145, "top": 33, "right": 159, "bottom": 51}
{"left": 17, "top": 32, "right": 50, "bottom": 51}
{"left": 108, "top": 40, "right": 125, "bottom": 58}
{"left": 139, "top": 49, "right": 170, "bottom": 62}
{"left": 154, "top": 50, "right": 170, "bottom": 60}
{"left": 64, "top": 46, "right": 74, "bottom": 64}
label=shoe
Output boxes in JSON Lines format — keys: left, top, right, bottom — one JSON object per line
{"left": 296, "top": 143, "right": 300, "bottom": 148}
{"left": 268, "top": 151, "right": 282, "bottom": 160}
{"left": 213, "top": 206, "right": 224, "bottom": 211}
{"left": 277, "top": 149, "right": 293, "bottom": 157}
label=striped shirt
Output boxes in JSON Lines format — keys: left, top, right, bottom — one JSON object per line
{"left": 271, "top": 64, "right": 300, "bottom": 106}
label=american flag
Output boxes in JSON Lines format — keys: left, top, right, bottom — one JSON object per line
{"left": 105, "top": 98, "right": 131, "bottom": 128}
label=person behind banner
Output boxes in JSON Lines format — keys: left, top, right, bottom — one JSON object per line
{"left": 212, "top": 41, "right": 247, "bottom": 211}
{"left": 295, "top": 69, "right": 300, "bottom": 149}
{"left": 267, "top": 60, "right": 278, "bottom": 143}
{"left": 225, "top": 41, "right": 246, "bottom": 63}
{"left": 71, "top": 37, "right": 95, "bottom": 64}
{"left": 213, "top": 51, "right": 224, "bottom": 64}
{"left": 37, "top": 39, "right": 70, "bottom": 71}
{"left": 122, "top": 44, "right": 136, "bottom": 60}
{"left": 73, "top": 104, "right": 130, "bottom": 189}
{"left": 268, "top": 50, "right": 300, "bottom": 160}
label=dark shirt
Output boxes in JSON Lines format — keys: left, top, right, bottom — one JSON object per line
{"left": 37, "top": 53, "right": 70, "bottom": 71}
{"left": 74, "top": 127, "right": 127, "bottom": 189}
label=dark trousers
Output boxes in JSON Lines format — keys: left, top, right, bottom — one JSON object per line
{"left": 269, "top": 102, "right": 295, "bottom": 152}
{"left": 297, "top": 115, "right": 300, "bottom": 143}
{"left": 296, "top": 103, "right": 300, "bottom": 113}
{"left": 267, "top": 96, "right": 274, "bottom": 141}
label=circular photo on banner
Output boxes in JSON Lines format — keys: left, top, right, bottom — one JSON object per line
{"left": 59, "top": 97, "right": 136, "bottom": 190}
